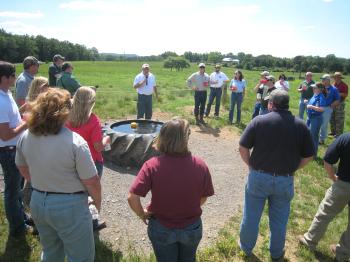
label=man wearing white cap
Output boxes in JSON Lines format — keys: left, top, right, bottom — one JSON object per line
{"left": 133, "top": 64, "right": 158, "bottom": 119}
{"left": 252, "top": 71, "right": 269, "bottom": 119}
{"left": 319, "top": 74, "right": 340, "bottom": 144}
{"left": 187, "top": 63, "right": 210, "bottom": 125}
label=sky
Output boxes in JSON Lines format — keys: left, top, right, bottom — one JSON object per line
{"left": 0, "top": 0, "right": 349, "bottom": 58}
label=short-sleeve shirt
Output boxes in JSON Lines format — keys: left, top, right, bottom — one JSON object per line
{"left": 57, "top": 72, "right": 81, "bottom": 96}
{"left": 15, "top": 127, "right": 97, "bottom": 193}
{"left": 15, "top": 71, "right": 34, "bottom": 100}
{"left": 275, "top": 80, "right": 290, "bottom": 91}
{"left": 48, "top": 63, "right": 62, "bottom": 86}
{"left": 129, "top": 154, "right": 214, "bottom": 229}
{"left": 133, "top": 72, "right": 156, "bottom": 95}
{"left": 324, "top": 85, "right": 340, "bottom": 107}
{"left": 66, "top": 113, "right": 103, "bottom": 162}
{"left": 307, "top": 93, "right": 326, "bottom": 117}
{"left": 334, "top": 81, "right": 348, "bottom": 102}
{"left": 299, "top": 80, "right": 315, "bottom": 100}
{"left": 239, "top": 110, "right": 314, "bottom": 174}
{"left": 230, "top": 79, "right": 246, "bottom": 93}
{"left": 0, "top": 90, "right": 22, "bottom": 147}
{"left": 209, "top": 72, "right": 229, "bottom": 88}
{"left": 187, "top": 72, "right": 210, "bottom": 91}
{"left": 324, "top": 133, "right": 350, "bottom": 183}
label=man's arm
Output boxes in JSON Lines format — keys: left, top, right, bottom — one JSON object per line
{"left": 0, "top": 122, "right": 27, "bottom": 141}
{"left": 133, "top": 76, "right": 146, "bottom": 89}
{"left": 324, "top": 161, "right": 338, "bottom": 182}
{"left": 298, "top": 156, "right": 313, "bottom": 169}
{"left": 153, "top": 86, "right": 158, "bottom": 99}
{"left": 239, "top": 145, "right": 250, "bottom": 166}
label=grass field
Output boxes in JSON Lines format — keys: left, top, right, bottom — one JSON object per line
{"left": 1, "top": 61, "right": 349, "bottom": 261}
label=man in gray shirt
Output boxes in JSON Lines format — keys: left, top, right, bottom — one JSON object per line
{"left": 15, "top": 56, "right": 40, "bottom": 106}
{"left": 187, "top": 63, "right": 210, "bottom": 125}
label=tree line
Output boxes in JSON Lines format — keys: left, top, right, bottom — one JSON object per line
{"left": 0, "top": 29, "right": 99, "bottom": 63}
{"left": 1, "top": 29, "right": 349, "bottom": 74}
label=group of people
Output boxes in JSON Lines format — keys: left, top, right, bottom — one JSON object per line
{"left": 0, "top": 56, "right": 349, "bottom": 262}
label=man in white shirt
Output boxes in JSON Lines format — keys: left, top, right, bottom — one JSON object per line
{"left": 205, "top": 64, "right": 229, "bottom": 118}
{"left": 0, "top": 61, "right": 28, "bottom": 237}
{"left": 133, "top": 64, "right": 158, "bottom": 119}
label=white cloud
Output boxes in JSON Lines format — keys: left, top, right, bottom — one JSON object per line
{"left": 0, "top": 11, "right": 43, "bottom": 19}
{"left": 303, "top": 25, "right": 316, "bottom": 30}
{"left": 323, "top": 0, "right": 334, "bottom": 2}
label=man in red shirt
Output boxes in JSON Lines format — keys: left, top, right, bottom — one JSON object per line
{"left": 330, "top": 72, "right": 348, "bottom": 137}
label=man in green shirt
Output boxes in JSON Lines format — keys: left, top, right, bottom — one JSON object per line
{"left": 57, "top": 62, "right": 81, "bottom": 96}
{"left": 298, "top": 72, "right": 315, "bottom": 119}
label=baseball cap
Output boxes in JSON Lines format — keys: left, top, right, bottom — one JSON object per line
{"left": 310, "top": 83, "right": 324, "bottom": 89}
{"left": 23, "top": 56, "right": 41, "bottom": 69}
{"left": 198, "top": 63, "right": 206, "bottom": 68}
{"left": 305, "top": 72, "right": 313, "bottom": 76}
{"left": 333, "top": 72, "right": 344, "bottom": 79}
{"left": 265, "top": 75, "right": 275, "bottom": 81}
{"left": 53, "top": 54, "right": 65, "bottom": 62}
{"left": 142, "top": 63, "right": 150, "bottom": 69}
{"left": 321, "top": 74, "right": 331, "bottom": 81}
{"left": 215, "top": 64, "right": 221, "bottom": 68}
{"left": 260, "top": 71, "right": 270, "bottom": 76}
{"left": 61, "top": 62, "right": 73, "bottom": 71}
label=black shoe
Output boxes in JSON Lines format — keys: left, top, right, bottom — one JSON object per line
{"left": 93, "top": 220, "right": 107, "bottom": 232}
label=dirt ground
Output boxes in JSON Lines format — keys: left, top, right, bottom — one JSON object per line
{"left": 0, "top": 113, "right": 248, "bottom": 256}
{"left": 98, "top": 119, "right": 247, "bottom": 255}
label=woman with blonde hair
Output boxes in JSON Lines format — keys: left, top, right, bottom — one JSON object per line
{"left": 19, "top": 76, "right": 49, "bottom": 114}
{"left": 128, "top": 118, "right": 214, "bottom": 262}
{"left": 66, "top": 86, "right": 109, "bottom": 177}
{"left": 15, "top": 88, "right": 101, "bottom": 262}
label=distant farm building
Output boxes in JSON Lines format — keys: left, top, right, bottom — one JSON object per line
{"left": 222, "top": 58, "right": 240, "bottom": 66}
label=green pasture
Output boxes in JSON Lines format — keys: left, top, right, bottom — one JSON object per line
{"left": 2, "top": 61, "right": 349, "bottom": 261}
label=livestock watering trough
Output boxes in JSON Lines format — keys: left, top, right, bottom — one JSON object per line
{"left": 103, "top": 120, "right": 163, "bottom": 167}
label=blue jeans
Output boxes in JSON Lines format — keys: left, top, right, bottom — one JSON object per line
{"left": 307, "top": 114, "right": 323, "bottom": 155}
{"left": 94, "top": 161, "right": 103, "bottom": 177}
{"left": 229, "top": 92, "right": 243, "bottom": 123}
{"left": 30, "top": 190, "right": 94, "bottom": 262}
{"left": 148, "top": 218, "right": 202, "bottom": 262}
{"left": 0, "top": 149, "right": 25, "bottom": 236}
{"left": 205, "top": 87, "right": 222, "bottom": 116}
{"left": 194, "top": 91, "right": 207, "bottom": 117}
{"left": 137, "top": 94, "right": 153, "bottom": 119}
{"left": 299, "top": 98, "right": 307, "bottom": 119}
{"left": 239, "top": 169, "right": 294, "bottom": 259}
{"left": 320, "top": 106, "right": 333, "bottom": 141}
{"left": 252, "top": 102, "right": 261, "bottom": 119}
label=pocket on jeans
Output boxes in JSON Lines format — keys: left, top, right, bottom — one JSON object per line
{"left": 181, "top": 219, "right": 203, "bottom": 245}
{"left": 283, "top": 179, "right": 294, "bottom": 201}
{"left": 147, "top": 219, "right": 176, "bottom": 245}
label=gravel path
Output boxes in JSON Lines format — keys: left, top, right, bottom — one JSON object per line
{"left": 98, "top": 124, "right": 247, "bottom": 254}
{"left": 0, "top": 124, "right": 248, "bottom": 256}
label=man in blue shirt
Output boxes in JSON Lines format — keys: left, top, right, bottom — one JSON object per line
{"left": 319, "top": 74, "right": 340, "bottom": 144}
{"left": 15, "top": 56, "right": 40, "bottom": 107}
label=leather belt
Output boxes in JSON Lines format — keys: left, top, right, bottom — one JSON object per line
{"left": 33, "top": 188, "right": 85, "bottom": 195}
{"left": 0, "top": 146, "right": 16, "bottom": 151}
{"left": 256, "top": 169, "right": 293, "bottom": 177}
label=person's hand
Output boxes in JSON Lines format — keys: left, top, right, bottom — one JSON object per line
{"left": 331, "top": 175, "right": 338, "bottom": 182}
{"left": 139, "top": 209, "right": 153, "bottom": 225}
{"left": 192, "top": 86, "right": 198, "bottom": 91}
{"left": 306, "top": 104, "right": 312, "bottom": 109}
{"left": 304, "top": 99, "right": 308, "bottom": 104}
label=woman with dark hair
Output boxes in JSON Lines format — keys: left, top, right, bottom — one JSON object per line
{"left": 275, "top": 74, "right": 290, "bottom": 91}
{"left": 128, "top": 118, "right": 214, "bottom": 262}
{"left": 229, "top": 70, "right": 246, "bottom": 124}
{"left": 15, "top": 88, "right": 101, "bottom": 262}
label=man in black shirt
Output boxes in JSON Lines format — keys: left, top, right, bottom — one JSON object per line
{"left": 299, "top": 133, "right": 350, "bottom": 261}
{"left": 48, "top": 54, "right": 65, "bottom": 86}
{"left": 238, "top": 89, "right": 314, "bottom": 261}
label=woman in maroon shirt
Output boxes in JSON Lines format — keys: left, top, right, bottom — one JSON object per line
{"left": 128, "top": 118, "right": 214, "bottom": 262}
